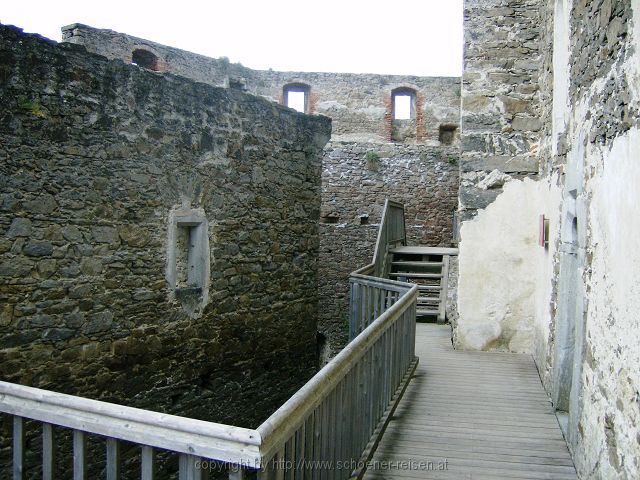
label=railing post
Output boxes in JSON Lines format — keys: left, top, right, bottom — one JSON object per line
{"left": 229, "top": 465, "right": 246, "bottom": 480}
{"left": 73, "top": 430, "right": 87, "bottom": 480}
{"left": 349, "top": 281, "right": 359, "bottom": 340}
{"left": 439, "top": 255, "right": 450, "bottom": 323}
{"left": 141, "top": 446, "right": 155, "bottom": 480}
{"left": 179, "top": 454, "right": 202, "bottom": 480}
{"left": 43, "top": 423, "right": 55, "bottom": 480}
{"left": 13, "top": 416, "right": 25, "bottom": 480}
{"left": 106, "top": 438, "right": 120, "bottom": 480}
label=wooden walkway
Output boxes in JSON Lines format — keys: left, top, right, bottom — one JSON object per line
{"left": 364, "top": 324, "right": 578, "bottom": 480}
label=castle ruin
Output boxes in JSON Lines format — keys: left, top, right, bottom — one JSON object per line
{"left": 1, "top": 1, "right": 639, "bottom": 478}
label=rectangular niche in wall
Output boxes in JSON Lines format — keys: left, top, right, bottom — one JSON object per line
{"left": 439, "top": 124, "right": 458, "bottom": 145}
{"left": 167, "top": 209, "right": 210, "bottom": 305}
{"left": 175, "top": 224, "right": 202, "bottom": 289}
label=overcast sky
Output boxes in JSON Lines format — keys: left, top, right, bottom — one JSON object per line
{"left": 1, "top": 1, "right": 463, "bottom": 77}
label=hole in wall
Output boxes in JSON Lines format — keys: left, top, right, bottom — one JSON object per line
{"left": 316, "top": 332, "right": 331, "bottom": 368}
{"left": 393, "top": 94, "right": 412, "bottom": 120}
{"left": 439, "top": 124, "right": 458, "bottom": 145}
{"left": 175, "top": 225, "right": 200, "bottom": 289}
{"left": 320, "top": 215, "right": 339, "bottom": 224}
{"left": 392, "top": 88, "right": 416, "bottom": 120}
{"left": 283, "top": 83, "right": 311, "bottom": 113}
{"left": 287, "top": 91, "right": 306, "bottom": 112}
{"left": 131, "top": 49, "right": 159, "bottom": 71}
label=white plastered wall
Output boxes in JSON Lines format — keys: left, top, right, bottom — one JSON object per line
{"left": 456, "top": 176, "right": 561, "bottom": 353}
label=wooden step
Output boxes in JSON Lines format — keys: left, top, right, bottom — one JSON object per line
{"left": 418, "top": 302, "right": 440, "bottom": 307}
{"left": 416, "top": 309, "right": 439, "bottom": 316}
{"left": 390, "top": 272, "right": 443, "bottom": 279}
{"left": 417, "top": 285, "right": 441, "bottom": 291}
{"left": 418, "top": 296, "right": 440, "bottom": 304}
{"left": 391, "top": 261, "right": 443, "bottom": 268}
{"left": 390, "top": 246, "right": 459, "bottom": 256}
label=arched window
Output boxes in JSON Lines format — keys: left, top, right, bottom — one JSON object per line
{"left": 131, "top": 49, "right": 159, "bottom": 71}
{"left": 392, "top": 87, "right": 417, "bottom": 120}
{"left": 283, "top": 83, "right": 311, "bottom": 113}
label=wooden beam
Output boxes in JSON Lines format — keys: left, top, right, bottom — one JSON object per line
{"left": 0, "top": 381, "right": 261, "bottom": 465}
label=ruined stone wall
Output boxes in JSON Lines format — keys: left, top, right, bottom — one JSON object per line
{"left": 58, "top": 23, "right": 462, "bottom": 355}
{"left": 0, "top": 24, "right": 330, "bottom": 438}
{"left": 459, "top": 0, "right": 542, "bottom": 220}
{"left": 319, "top": 143, "right": 459, "bottom": 352}
{"left": 254, "top": 73, "right": 460, "bottom": 144}
{"left": 61, "top": 24, "right": 461, "bottom": 145}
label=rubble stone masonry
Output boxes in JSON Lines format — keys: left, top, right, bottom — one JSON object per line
{"left": 0, "top": 25, "right": 331, "bottom": 433}
{"left": 59, "top": 24, "right": 462, "bottom": 355}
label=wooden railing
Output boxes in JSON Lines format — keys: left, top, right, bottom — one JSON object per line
{"left": 349, "top": 269, "right": 416, "bottom": 341}
{"left": 372, "top": 200, "right": 406, "bottom": 278}
{"left": 258, "top": 276, "right": 417, "bottom": 479}
{"left": 1, "top": 269, "right": 418, "bottom": 480}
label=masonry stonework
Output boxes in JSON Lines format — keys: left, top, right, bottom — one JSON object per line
{"left": 457, "top": 1, "right": 640, "bottom": 478}
{"left": 58, "top": 24, "right": 461, "bottom": 356}
{"left": 319, "top": 143, "right": 459, "bottom": 350}
{"left": 0, "top": 23, "right": 330, "bottom": 439}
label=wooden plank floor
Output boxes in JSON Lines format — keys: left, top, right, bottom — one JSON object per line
{"left": 364, "top": 324, "right": 578, "bottom": 480}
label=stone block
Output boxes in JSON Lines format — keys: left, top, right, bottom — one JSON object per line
{"left": 6, "top": 218, "right": 32, "bottom": 238}
{"left": 461, "top": 154, "right": 539, "bottom": 173}
{"left": 23, "top": 240, "right": 53, "bottom": 257}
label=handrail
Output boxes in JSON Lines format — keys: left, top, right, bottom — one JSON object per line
{"left": 372, "top": 199, "right": 406, "bottom": 278}
{"left": 1, "top": 200, "right": 417, "bottom": 480}
{"left": 0, "top": 380, "right": 262, "bottom": 465}
{"left": 257, "top": 279, "right": 418, "bottom": 462}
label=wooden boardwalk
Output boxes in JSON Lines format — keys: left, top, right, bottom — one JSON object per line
{"left": 364, "top": 324, "right": 578, "bottom": 480}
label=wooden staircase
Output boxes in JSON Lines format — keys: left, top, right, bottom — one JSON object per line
{"left": 388, "top": 246, "right": 458, "bottom": 323}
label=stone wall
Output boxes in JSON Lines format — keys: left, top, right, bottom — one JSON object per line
{"left": 457, "top": 1, "right": 640, "bottom": 478}
{"left": 319, "top": 143, "right": 459, "bottom": 352}
{"left": 456, "top": 0, "right": 545, "bottom": 351}
{"left": 58, "top": 23, "right": 462, "bottom": 355}
{"left": 61, "top": 24, "right": 461, "bottom": 145}
{"left": 460, "top": 0, "right": 542, "bottom": 220}
{"left": 552, "top": 1, "right": 640, "bottom": 477}
{"left": 0, "top": 23, "right": 330, "bottom": 438}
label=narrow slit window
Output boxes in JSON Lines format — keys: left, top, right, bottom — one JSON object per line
{"left": 175, "top": 225, "right": 200, "bottom": 288}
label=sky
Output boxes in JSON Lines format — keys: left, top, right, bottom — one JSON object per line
{"left": 1, "top": 0, "right": 463, "bottom": 77}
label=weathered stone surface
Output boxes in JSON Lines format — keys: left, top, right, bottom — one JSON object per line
{"left": 318, "top": 143, "right": 459, "bottom": 354}
{"left": 58, "top": 23, "right": 462, "bottom": 360}
{"left": 511, "top": 115, "right": 541, "bottom": 131}
{"left": 459, "top": 185, "right": 501, "bottom": 211}
{"left": 84, "top": 311, "right": 114, "bottom": 335}
{"left": 23, "top": 240, "right": 53, "bottom": 257}
{"left": 91, "top": 226, "right": 120, "bottom": 245}
{"left": 0, "top": 24, "right": 330, "bottom": 457}
{"left": 460, "top": 154, "right": 539, "bottom": 173}
{"left": 458, "top": 2, "right": 640, "bottom": 480}
{"left": 476, "top": 170, "right": 512, "bottom": 190}
{"left": 6, "top": 218, "right": 32, "bottom": 238}
{"left": 460, "top": 0, "right": 542, "bottom": 218}
{"left": 62, "top": 24, "right": 460, "bottom": 146}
